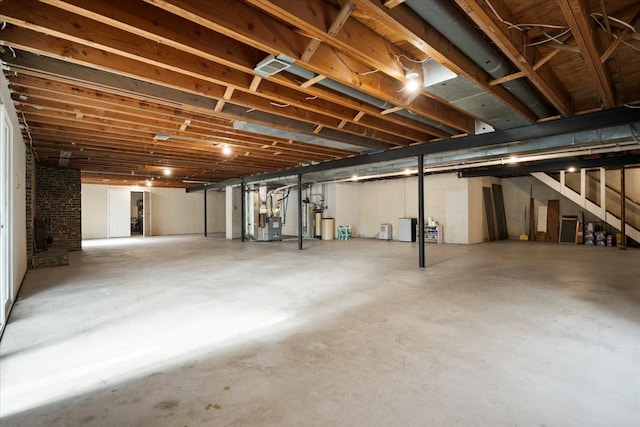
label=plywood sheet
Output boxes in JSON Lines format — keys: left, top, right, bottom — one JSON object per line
{"left": 492, "top": 184, "right": 508, "bottom": 240}
{"left": 483, "top": 187, "right": 497, "bottom": 242}
{"left": 546, "top": 199, "right": 560, "bottom": 243}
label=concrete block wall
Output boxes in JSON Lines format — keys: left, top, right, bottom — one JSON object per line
{"left": 35, "top": 166, "right": 82, "bottom": 251}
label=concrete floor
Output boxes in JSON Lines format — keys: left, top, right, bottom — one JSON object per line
{"left": 0, "top": 236, "right": 639, "bottom": 426}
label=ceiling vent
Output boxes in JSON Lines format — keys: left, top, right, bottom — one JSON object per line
{"left": 253, "top": 54, "right": 294, "bottom": 78}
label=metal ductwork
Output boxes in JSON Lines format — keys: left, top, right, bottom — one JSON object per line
{"left": 305, "top": 123, "right": 640, "bottom": 181}
{"left": 405, "top": 0, "right": 554, "bottom": 119}
{"left": 283, "top": 62, "right": 459, "bottom": 135}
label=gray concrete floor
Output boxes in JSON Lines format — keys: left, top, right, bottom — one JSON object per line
{"left": 1, "top": 236, "right": 639, "bottom": 426}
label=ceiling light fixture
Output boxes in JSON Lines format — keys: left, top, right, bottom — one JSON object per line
{"left": 567, "top": 167, "right": 577, "bottom": 173}
{"left": 405, "top": 69, "right": 419, "bottom": 80}
{"left": 163, "top": 168, "right": 172, "bottom": 176}
{"left": 222, "top": 144, "right": 232, "bottom": 156}
{"left": 405, "top": 79, "right": 421, "bottom": 92}
{"left": 145, "top": 179, "right": 152, "bottom": 187}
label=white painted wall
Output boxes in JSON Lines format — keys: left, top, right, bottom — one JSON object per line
{"left": 206, "top": 189, "right": 225, "bottom": 234}
{"left": 82, "top": 184, "right": 225, "bottom": 239}
{"left": 355, "top": 173, "right": 476, "bottom": 243}
{"left": 225, "top": 186, "right": 242, "bottom": 239}
{"left": 1, "top": 72, "right": 27, "bottom": 306}
{"left": 334, "top": 183, "right": 359, "bottom": 237}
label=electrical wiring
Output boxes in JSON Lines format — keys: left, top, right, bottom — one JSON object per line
{"left": 20, "top": 112, "right": 38, "bottom": 161}
{"left": 485, "top": 0, "right": 567, "bottom": 31}
{"left": 358, "top": 69, "right": 380, "bottom": 76}
{"left": 591, "top": 13, "right": 640, "bottom": 53}
{"left": 590, "top": 12, "right": 637, "bottom": 32}
{"left": 524, "top": 28, "right": 572, "bottom": 47}
{"left": 270, "top": 101, "right": 290, "bottom": 108}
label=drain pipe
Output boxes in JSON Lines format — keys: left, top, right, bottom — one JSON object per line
{"left": 405, "top": 0, "right": 553, "bottom": 119}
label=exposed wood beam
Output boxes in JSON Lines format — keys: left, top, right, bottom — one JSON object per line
{"left": 0, "top": 29, "right": 410, "bottom": 148}
{"left": 249, "top": 76, "right": 262, "bottom": 92}
{"left": 300, "top": 74, "right": 327, "bottom": 89}
{"left": 10, "top": 0, "right": 454, "bottom": 140}
{"left": 489, "top": 49, "right": 562, "bottom": 86}
{"left": 2, "top": 1, "right": 430, "bottom": 146}
{"left": 301, "top": 1, "right": 355, "bottom": 62}
{"left": 352, "top": 0, "right": 536, "bottom": 123}
{"left": 558, "top": 0, "right": 616, "bottom": 108}
{"left": 136, "top": 0, "right": 470, "bottom": 133}
{"left": 600, "top": 10, "right": 640, "bottom": 63}
{"left": 208, "top": 0, "right": 474, "bottom": 132}
{"left": 384, "top": 0, "right": 405, "bottom": 8}
{"left": 179, "top": 119, "right": 191, "bottom": 131}
{"left": 381, "top": 106, "right": 403, "bottom": 115}
{"left": 455, "top": 0, "right": 573, "bottom": 116}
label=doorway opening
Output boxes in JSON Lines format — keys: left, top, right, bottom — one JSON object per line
{"left": 108, "top": 189, "right": 151, "bottom": 238}
{"left": 131, "top": 192, "right": 143, "bottom": 236}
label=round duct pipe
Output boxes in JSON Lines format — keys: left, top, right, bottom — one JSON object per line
{"left": 405, "top": 0, "right": 554, "bottom": 119}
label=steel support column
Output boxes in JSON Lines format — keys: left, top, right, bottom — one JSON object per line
{"left": 620, "top": 165, "right": 626, "bottom": 250}
{"left": 418, "top": 154, "right": 425, "bottom": 268}
{"left": 204, "top": 189, "right": 207, "bottom": 237}
{"left": 298, "top": 173, "right": 303, "bottom": 250}
{"left": 241, "top": 182, "right": 246, "bottom": 242}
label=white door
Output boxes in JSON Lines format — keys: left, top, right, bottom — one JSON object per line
{"left": 108, "top": 189, "right": 131, "bottom": 238}
{"left": 143, "top": 190, "right": 151, "bottom": 236}
{"left": 0, "top": 104, "right": 13, "bottom": 333}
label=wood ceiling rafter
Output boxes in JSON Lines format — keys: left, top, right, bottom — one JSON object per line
{"left": 1, "top": 0, "right": 638, "bottom": 188}
{"left": 20, "top": 104, "right": 350, "bottom": 166}
{"left": 558, "top": 0, "right": 616, "bottom": 108}
{"left": 11, "top": 83, "right": 350, "bottom": 162}
{"left": 0, "top": 3, "right": 417, "bottom": 150}
{"left": 18, "top": 59, "right": 432, "bottom": 146}
{"left": 454, "top": 0, "right": 573, "bottom": 116}
{"left": 31, "top": 128, "right": 346, "bottom": 172}
{"left": 300, "top": 0, "right": 355, "bottom": 62}
{"left": 16, "top": 0, "right": 453, "bottom": 140}
{"left": 142, "top": 0, "right": 475, "bottom": 133}
{"left": 40, "top": 0, "right": 468, "bottom": 135}
{"left": 599, "top": 9, "right": 639, "bottom": 63}
{"left": 351, "top": 0, "right": 536, "bottom": 123}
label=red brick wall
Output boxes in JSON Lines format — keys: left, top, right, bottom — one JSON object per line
{"left": 25, "top": 148, "right": 36, "bottom": 266}
{"left": 35, "top": 166, "right": 82, "bottom": 251}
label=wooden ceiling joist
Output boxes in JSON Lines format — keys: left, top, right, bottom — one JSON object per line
{"left": 454, "top": 0, "right": 573, "bottom": 116}
{"left": 558, "top": 0, "right": 616, "bottom": 108}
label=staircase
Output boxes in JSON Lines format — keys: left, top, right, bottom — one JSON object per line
{"left": 532, "top": 168, "right": 640, "bottom": 244}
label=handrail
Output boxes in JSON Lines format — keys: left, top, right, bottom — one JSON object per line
{"left": 585, "top": 173, "right": 640, "bottom": 208}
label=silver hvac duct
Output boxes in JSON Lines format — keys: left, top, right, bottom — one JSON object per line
{"left": 285, "top": 64, "right": 459, "bottom": 135}
{"left": 309, "top": 123, "right": 640, "bottom": 180}
{"left": 405, "top": 0, "right": 554, "bottom": 119}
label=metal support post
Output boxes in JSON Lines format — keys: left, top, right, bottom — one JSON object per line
{"left": 620, "top": 165, "right": 626, "bottom": 250}
{"left": 204, "top": 189, "right": 208, "bottom": 237}
{"left": 241, "top": 182, "right": 246, "bottom": 242}
{"left": 418, "top": 154, "right": 425, "bottom": 268}
{"left": 298, "top": 173, "right": 303, "bottom": 250}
